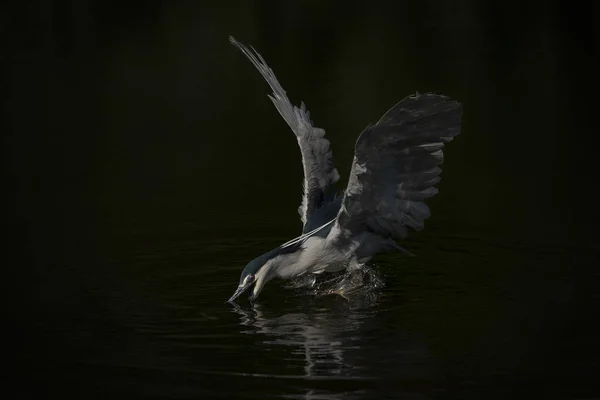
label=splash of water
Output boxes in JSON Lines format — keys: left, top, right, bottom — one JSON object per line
{"left": 288, "top": 264, "right": 386, "bottom": 309}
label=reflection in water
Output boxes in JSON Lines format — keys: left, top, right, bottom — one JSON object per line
{"left": 230, "top": 267, "right": 386, "bottom": 399}
{"left": 233, "top": 302, "right": 357, "bottom": 377}
{"left": 231, "top": 303, "right": 365, "bottom": 399}
{"left": 231, "top": 266, "right": 386, "bottom": 376}
{"left": 226, "top": 264, "right": 437, "bottom": 399}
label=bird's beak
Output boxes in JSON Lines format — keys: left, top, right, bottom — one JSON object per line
{"left": 227, "top": 280, "right": 254, "bottom": 303}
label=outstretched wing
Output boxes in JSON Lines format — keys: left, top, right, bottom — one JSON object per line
{"left": 230, "top": 37, "right": 340, "bottom": 233}
{"left": 327, "top": 93, "right": 462, "bottom": 254}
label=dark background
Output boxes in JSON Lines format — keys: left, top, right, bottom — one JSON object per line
{"left": 4, "top": 1, "right": 600, "bottom": 398}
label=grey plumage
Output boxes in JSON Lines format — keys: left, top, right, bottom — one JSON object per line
{"left": 229, "top": 37, "right": 340, "bottom": 234}
{"left": 329, "top": 94, "right": 462, "bottom": 258}
{"left": 227, "top": 37, "right": 462, "bottom": 303}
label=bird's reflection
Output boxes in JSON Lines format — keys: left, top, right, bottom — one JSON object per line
{"left": 231, "top": 301, "right": 370, "bottom": 400}
{"left": 229, "top": 267, "right": 434, "bottom": 400}
{"left": 232, "top": 302, "right": 351, "bottom": 377}
{"left": 230, "top": 266, "right": 385, "bottom": 380}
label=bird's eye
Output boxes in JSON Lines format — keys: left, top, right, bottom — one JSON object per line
{"left": 243, "top": 274, "right": 255, "bottom": 286}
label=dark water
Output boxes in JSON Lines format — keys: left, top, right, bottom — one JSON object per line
{"left": 6, "top": 2, "right": 600, "bottom": 399}
{"left": 15, "top": 224, "right": 598, "bottom": 399}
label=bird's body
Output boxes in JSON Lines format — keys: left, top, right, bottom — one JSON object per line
{"left": 227, "top": 37, "right": 462, "bottom": 303}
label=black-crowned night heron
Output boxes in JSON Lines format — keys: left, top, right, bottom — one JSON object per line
{"left": 227, "top": 36, "right": 462, "bottom": 304}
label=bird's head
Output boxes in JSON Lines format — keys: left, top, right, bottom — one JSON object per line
{"left": 227, "top": 251, "right": 278, "bottom": 304}
{"left": 227, "top": 242, "right": 303, "bottom": 304}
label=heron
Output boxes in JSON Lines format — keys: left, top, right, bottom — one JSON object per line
{"left": 227, "top": 36, "right": 462, "bottom": 304}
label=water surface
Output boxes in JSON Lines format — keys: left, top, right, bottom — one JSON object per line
{"left": 28, "top": 226, "right": 599, "bottom": 399}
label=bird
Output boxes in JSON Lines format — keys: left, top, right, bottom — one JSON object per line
{"left": 227, "top": 36, "right": 462, "bottom": 304}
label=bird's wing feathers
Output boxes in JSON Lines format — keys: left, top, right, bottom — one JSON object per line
{"left": 230, "top": 37, "right": 340, "bottom": 233}
{"left": 327, "top": 93, "right": 462, "bottom": 254}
